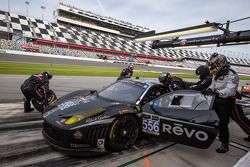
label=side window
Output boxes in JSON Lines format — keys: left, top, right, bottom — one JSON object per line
{"left": 141, "top": 85, "right": 168, "bottom": 104}
{"left": 154, "top": 92, "right": 211, "bottom": 110}
{"left": 147, "top": 85, "right": 168, "bottom": 100}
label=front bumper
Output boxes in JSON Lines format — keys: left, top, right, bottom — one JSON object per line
{"left": 43, "top": 121, "right": 110, "bottom": 156}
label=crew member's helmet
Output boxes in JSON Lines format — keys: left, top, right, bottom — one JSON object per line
{"left": 195, "top": 65, "right": 210, "bottom": 80}
{"left": 128, "top": 64, "right": 134, "bottom": 71}
{"left": 207, "top": 53, "right": 228, "bottom": 75}
{"left": 42, "top": 71, "right": 53, "bottom": 80}
{"left": 158, "top": 72, "right": 171, "bottom": 84}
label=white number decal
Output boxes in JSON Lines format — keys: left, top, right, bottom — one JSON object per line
{"left": 142, "top": 119, "right": 160, "bottom": 135}
{"left": 142, "top": 119, "right": 148, "bottom": 129}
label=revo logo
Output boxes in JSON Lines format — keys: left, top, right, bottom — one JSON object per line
{"left": 162, "top": 123, "right": 208, "bottom": 141}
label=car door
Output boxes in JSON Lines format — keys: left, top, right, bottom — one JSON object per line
{"left": 142, "top": 90, "right": 219, "bottom": 149}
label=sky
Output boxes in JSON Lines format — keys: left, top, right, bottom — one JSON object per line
{"left": 0, "top": 0, "right": 250, "bottom": 58}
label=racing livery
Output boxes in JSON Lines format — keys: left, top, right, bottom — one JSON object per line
{"left": 141, "top": 90, "right": 219, "bottom": 149}
{"left": 42, "top": 79, "right": 219, "bottom": 155}
{"left": 42, "top": 79, "right": 169, "bottom": 154}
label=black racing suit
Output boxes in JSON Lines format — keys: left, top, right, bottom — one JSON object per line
{"left": 188, "top": 76, "right": 212, "bottom": 91}
{"left": 120, "top": 68, "right": 133, "bottom": 78}
{"left": 170, "top": 76, "right": 187, "bottom": 90}
{"left": 170, "top": 76, "right": 212, "bottom": 91}
{"left": 117, "top": 68, "right": 133, "bottom": 80}
{"left": 21, "top": 74, "right": 49, "bottom": 111}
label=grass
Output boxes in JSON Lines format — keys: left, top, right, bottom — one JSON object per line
{"left": 0, "top": 61, "right": 249, "bottom": 80}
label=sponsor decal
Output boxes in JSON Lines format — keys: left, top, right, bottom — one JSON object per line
{"left": 135, "top": 105, "right": 141, "bottom": 111}
{"left": 65, "top": 107, "right": 106, "bottom": 125}
{"left": 70, "top": 143, "right": 90, "bottom": 148}
{"left": 58, "top": 96, "right": 95, "bottom": 110}
{"left": 85, "top": 115, "right": 109, "bottom": 124}
{"left": 142, "top": 118, "right": 160, "bottom": 135}
{"left": 162, "top": 123, "right": 208, "bottom": 141}
{"left": 152, "top": 116, "right": 159, "bottom": 120}
{"left": 142, "top": 114, "right": 150, "bottom": 119}
{"left": 56, "top": 120, "right": 63, "bottom": 127}
{"left": 60, "top": 118, "right": 66, "bottom": 123}
{"left": 97, "top": 139, "right": 105, "bottom": 149}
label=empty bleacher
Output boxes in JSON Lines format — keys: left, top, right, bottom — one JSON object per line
{"left": 0, "top": 10, "right": 250, "bottom": 70}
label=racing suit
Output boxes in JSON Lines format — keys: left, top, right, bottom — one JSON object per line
{"left": 170, "top": 75, "right": 212, "bottom": 91}
{"left": 170, "top": 76, "right": 187, "bottom": 90}
{"left": 209, "top": 69, "right": 239, "bottom": 146}
{"left": 188, "top": 76, "right": 212, "bottom": 91}
{"left": 21, "top": 74, "right": 49, "bottom": 112}
{"left": 120, "top": 68, "right": 133, "bottom": 78}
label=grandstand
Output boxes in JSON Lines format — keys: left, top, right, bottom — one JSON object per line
{"left": 0, "top": 3, "right": 250, "bottom": 73}
{"left": 55, "top": 3, "right": 149, "bottom": 37}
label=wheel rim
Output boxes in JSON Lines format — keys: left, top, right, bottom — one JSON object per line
{"left": 110, "top": 116, "right": 138, "bottom": 149}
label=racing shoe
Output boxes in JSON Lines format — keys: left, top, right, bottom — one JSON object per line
{"left": 243, "top": 136, "right": 250, "bottom": 142}
{"left": 216, "top": 143, "right": 229, "bottom": 153}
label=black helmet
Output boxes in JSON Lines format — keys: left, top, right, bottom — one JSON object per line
{"left": 42, "top": 71, "right": 53, "bottom": 80}
{"left": 159, "top": 72, "right": 171, "bottom": 84}
{"left": 195, "top": 65, "right": 210, "bottom": 80}
{"left": 128, "top": 64, "right": 134, "bottom": 70}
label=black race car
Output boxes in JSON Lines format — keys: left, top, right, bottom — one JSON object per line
{"left": 42, "top": 79, "right": 169, "bottom": 154}
{"left": 42, "top": 79, "right": 219, "bottom": 155}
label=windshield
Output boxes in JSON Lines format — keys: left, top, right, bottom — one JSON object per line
{"left": 98, "top": 82, "right": 146, "bottom": 103}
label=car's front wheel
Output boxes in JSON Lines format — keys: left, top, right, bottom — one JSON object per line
{"left": 107, "top": 115, "right": 139, "bottom": 152}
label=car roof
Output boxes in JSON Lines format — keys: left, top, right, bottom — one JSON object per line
{"left": 119, "top": 78, "right": 160, "bottom": 87}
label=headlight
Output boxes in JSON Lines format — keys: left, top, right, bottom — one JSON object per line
{"left": 65, "top": 107, "right": 106, "bottom": 125}
{"left": 65, "top": 115, "right": 85, "bottom": 125}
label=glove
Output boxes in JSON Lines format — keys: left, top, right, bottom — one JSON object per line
{"left": 202, "top": 88, "right": 219, "bottom": 96}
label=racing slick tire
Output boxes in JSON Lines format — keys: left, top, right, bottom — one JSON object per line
{"left": 107, "top": 115, "right": 139, "bottom": 152}
{"left": 32, "top": 90, "right": 57, "bottom": 112}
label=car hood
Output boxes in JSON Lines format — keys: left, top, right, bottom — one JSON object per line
{"left": 43, "top": 90, "right": 124, "bottom": 126}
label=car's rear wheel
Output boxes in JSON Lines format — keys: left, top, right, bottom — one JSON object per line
{"left": 107, "top": 115, "right": 139, "bottom": 152}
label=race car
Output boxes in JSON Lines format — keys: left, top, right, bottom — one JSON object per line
{"left": 241, "top": 83, "right": 250, "bottom": 97}
{"left": 42, "top": 79, "right": 169, "bottom": 154}
{"left": 42, "top": 79, "right": 219, "bottom": 155}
